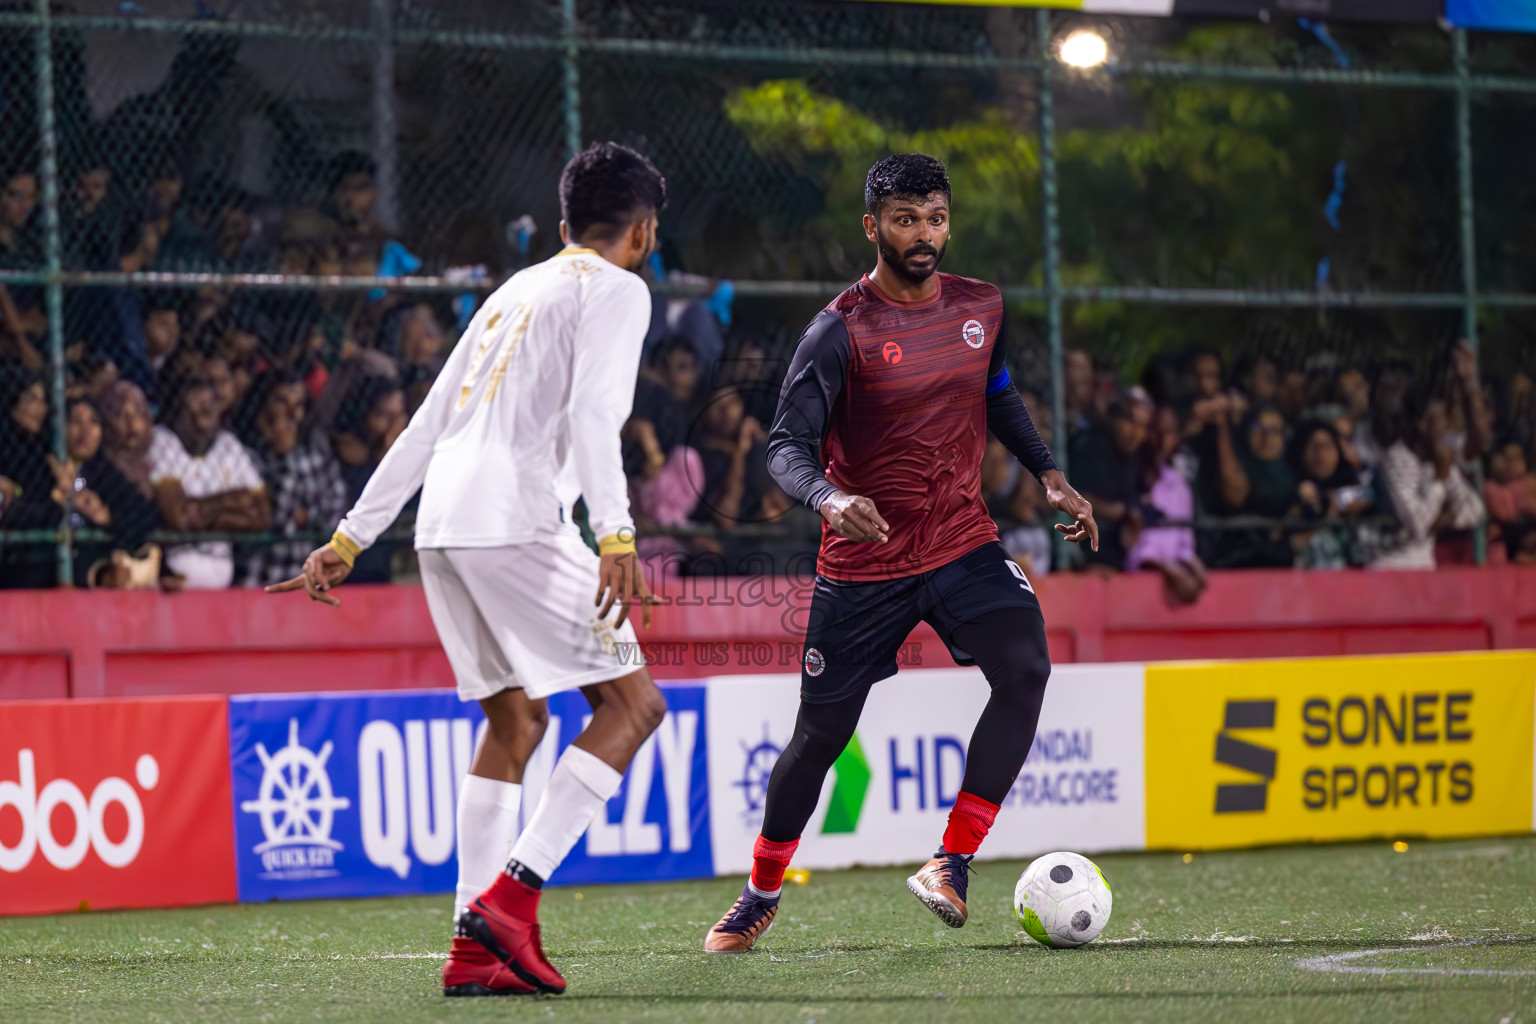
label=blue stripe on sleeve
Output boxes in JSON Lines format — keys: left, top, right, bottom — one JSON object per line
{"left": 985, "top": 366, "right": 1012, "bottom": 397}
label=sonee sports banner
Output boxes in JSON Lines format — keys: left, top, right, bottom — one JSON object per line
{"left": 1143, "top": 652, "right": 1536, "bottom": 850}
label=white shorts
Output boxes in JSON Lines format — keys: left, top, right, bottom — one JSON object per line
{"left": 418, "top": 536, "right": 640, "bottom": 702}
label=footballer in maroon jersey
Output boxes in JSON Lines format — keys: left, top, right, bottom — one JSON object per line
{"left": 705, "top": 153, "right": 1099, "bottom": 952}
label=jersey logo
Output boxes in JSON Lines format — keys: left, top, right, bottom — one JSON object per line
{"left": 804, "top": 648, "right": 826, "bottom": 677}
{"left": 881, "top": 341, "right": 903, "bottom": 365}
{"left": 962, "top": 320, "right": 985, "bottom": 349}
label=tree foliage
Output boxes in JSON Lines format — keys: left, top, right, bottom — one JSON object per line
{"left": 721, "top": 25, "right": 1469, "bottom": 377}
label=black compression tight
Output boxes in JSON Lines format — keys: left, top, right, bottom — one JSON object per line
{"left": 758, "top": 605, "right": 1051, "bottom": 843}
{"left": 951, "top": 606, "right": 1052, "bottom": 805}
{"left": 759, "top": 686, "right": 869, "bottom": 843}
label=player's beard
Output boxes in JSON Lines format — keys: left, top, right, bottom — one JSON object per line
{"left": 626, "top": 220, "right": 658, "bottom": 273}
{"left": 876, "top": 226, "right": 947, "bottom": 285}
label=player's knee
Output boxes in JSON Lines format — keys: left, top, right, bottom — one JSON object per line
{"left": 519, "top": 703, "right": 551, "bottom": 743}
{"left": 990, "top": 634, "right": 1051, "bottom": 700}
{"left": 792, "top": 719, "right": 856, "bottom": 769}
{"left": 630, "top": 686, "right": 668, "bottom": 735}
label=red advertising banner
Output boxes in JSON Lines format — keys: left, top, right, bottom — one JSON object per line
{"left": 0, "top": 697, "right": 237, "bottom": 915}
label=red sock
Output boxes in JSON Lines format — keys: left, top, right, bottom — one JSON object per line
{"left": 942, "top": 791, "right": 1001, "bottom": 856}
{"left": 749, "top": 835, "right": 799, "bottom": 895}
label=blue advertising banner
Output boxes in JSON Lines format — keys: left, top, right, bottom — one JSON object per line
{"left": 230, "top": 690, "right": 485, "bottom": 902}
{"left": 1447, "top": 1, "right": 1536, "bottom": 31}
{"left": 539, "top": 686, "right": 712, "bottom": 886}
{"left": 229, "top": 686, "right": 711, "bottom": 903}
{"left": 1173, "top": 0, "right": 1439, "bottom": 23}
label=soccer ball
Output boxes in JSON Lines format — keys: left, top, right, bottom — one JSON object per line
{"left": 1014, "top": 851, "right": 1112, "bottom": 948}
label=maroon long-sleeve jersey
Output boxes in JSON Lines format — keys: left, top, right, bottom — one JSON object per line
{"left": 766, "top": 273, "right": 1056, "bottom": 582}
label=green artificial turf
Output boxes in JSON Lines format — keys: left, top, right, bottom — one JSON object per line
{"left": 3, "top": 837, "right": 1535, "bottom": 1024}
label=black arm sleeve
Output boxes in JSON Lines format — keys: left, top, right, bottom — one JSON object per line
{"left": 985, "top": 308, "right": 1059, "bottom": 479}
{"left": 766, "top": 310, "right": 850, "bottom": 512}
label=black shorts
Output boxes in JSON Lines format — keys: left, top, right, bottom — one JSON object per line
{"left": 798, "top": 541, "right": 1045, "bottom": 703}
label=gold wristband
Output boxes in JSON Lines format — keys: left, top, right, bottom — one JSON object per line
{"left": 597, "top": 531, "right": 637, "bottom": 557}
{"left": 329, "top": 530, "right": 361, "bottom": 568}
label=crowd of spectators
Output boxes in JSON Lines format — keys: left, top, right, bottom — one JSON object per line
{"left": 614, "top": 308, "right": 1527, "bottom": 598}
{"left": 0, "top": 151, "right": 445, "bottom": 589}
{"left": 1, "top": 150, "right": 1530, "bottom": 596}
{"left": 980, "top": 339, "right": 1519, "bottom": 603}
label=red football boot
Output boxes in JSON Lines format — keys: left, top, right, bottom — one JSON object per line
{"left": 461, "top": 873, "right": 567, "bottom": 995}
{"left": 441, "top": 935, "right": 536, "bottom": 997}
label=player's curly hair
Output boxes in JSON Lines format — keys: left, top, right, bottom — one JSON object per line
{"left": 865, "top": 153, "right": 951, "bottom": 216}
{"left": 559, "top": 141, "right": 668, "bottom": 243}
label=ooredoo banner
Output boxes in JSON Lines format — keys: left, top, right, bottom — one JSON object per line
{"left": 1143, "top": 652, "right": 1536, "bottom": 850}
{"left": 228, "top": 685, "right": 711, "bottom": 902}
{"left": 706, "top": 665, "right": 1147, "bottom": 875}
{"left": 0, "top": 697, "right": 237, "bottom": 916}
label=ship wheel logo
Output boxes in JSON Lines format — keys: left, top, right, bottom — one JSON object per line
{"left": 734, "top": 724, "right": 783, "bottom": 823}
{"left": 241, "top": 718, "right": 351, "bottom": 853}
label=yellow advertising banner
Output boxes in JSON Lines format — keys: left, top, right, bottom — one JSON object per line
{"left": 1145, "top": 652, "right": 1536, "bottom": 850}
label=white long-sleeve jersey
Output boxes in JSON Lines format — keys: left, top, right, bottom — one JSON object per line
{"left": 334, "top": 247, "right": 650, "bottom": 553}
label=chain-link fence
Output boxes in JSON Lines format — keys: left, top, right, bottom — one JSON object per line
{"left": 0, "top": 0, "right": 1533, "bottom": 588}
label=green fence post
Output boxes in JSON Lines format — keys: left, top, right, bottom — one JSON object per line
{"left": 371, "top": 0, "right": 400, "bottom": 234}
{"left": 1036, "top": 8, "right": 1068, "bottom": 569}
{"left": 32, "top": 0, "right": 71, "bottom": 587}
{"left": 1454, "top": 27, "right": 1486, "bottom": 566}
{"left": 562, "top": 0, "right": 581, "bottom": 158}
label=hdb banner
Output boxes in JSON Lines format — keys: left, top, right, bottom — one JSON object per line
{"left": 706, "top": 665, "right": 1147, "bottom": 876}
{"left": 229, "top": 685, "right": 711, "bottom": 902}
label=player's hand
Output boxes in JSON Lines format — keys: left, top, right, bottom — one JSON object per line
{"left": 265, "top": 544, "right": 352, "bottom": 606}
{"left": 1041, "top": 469, "right": 1099, "bottom": 552}
{"left": 818, "top": 490, "right": 889, "bottom": 544}
{"left": 596, "top": 548, "right": 655, "bottom": 629}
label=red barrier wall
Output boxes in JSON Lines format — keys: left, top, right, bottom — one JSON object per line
{"left": 1, "top": 567, "right": 1533, "bottom": 700}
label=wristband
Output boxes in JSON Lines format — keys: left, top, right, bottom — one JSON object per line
{"left": 329, "top": 530, "right": 361, "bottom": 568}
{"left": 597, "top": 529, "right": 637, "bottom": 557}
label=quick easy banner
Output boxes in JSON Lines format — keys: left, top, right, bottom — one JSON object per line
{"left": 228, "top": 685, "right": 711, "bottom": 902}
{"left": 0, "top": 697, "right": 237, "bottom": 916}
{"left": 1143, "top": 652, "right": 1536, "bottom": 850}
{"left": 706, "top": 665, "right": 1147, "bottom": 875}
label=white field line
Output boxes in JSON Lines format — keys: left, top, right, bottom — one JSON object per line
{"left": 303, "top": 953, "right": 447, "bottom": 960}
{"left": 1296, "top": 940, "right": 1536, "bottom": 978}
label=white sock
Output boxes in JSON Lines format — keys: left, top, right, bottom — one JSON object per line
{"left": 454, "top": 774, "right": 522, "bottom": 921}
{"left": 507, "top": 745, "right": 622, "bottom": 882}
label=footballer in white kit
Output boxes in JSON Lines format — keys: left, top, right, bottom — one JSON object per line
{"left": 271, "top": 143, "right": 670, "bottom": 999}
{"left": 331, "top": 227, "right": 650, "bottom": 701}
